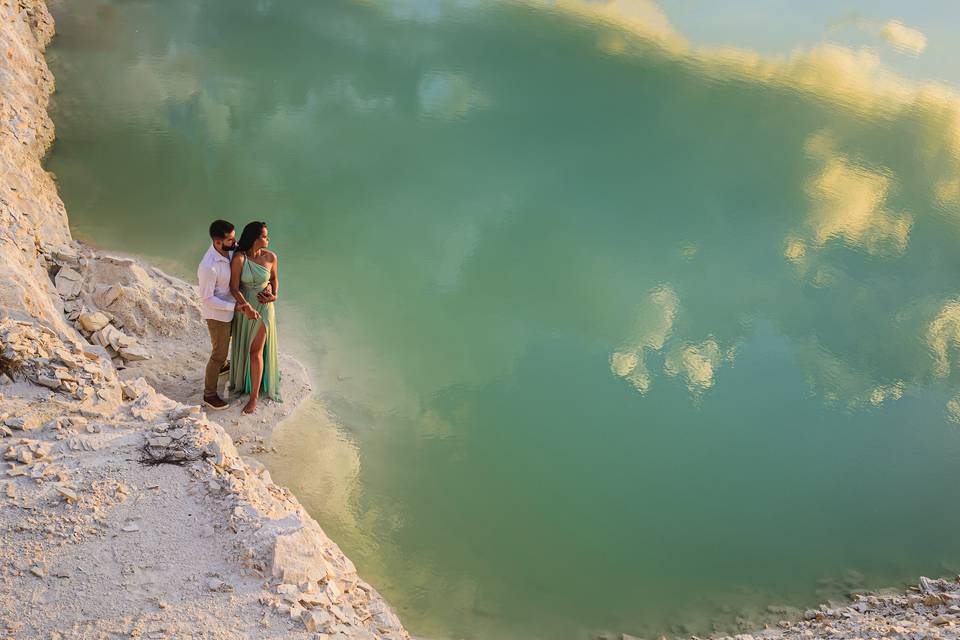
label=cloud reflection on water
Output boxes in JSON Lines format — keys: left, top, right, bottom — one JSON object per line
{"left": 551, "top": 0, "right": 960, "bottom": 192}
{"left": 559, "top": 0, "right": 960, "bottom": 413}
{"left": 879, "top": 20, "right": 927, "bottom": 56}
{"left": 803, "top": 130, "right": 911, "bottom": 256}
{"left": 610, "top": 285, "right": 735, "bottom": 398}
{"left": 609, "top": 284, "right": 678, "bottom": 394}
{"left": 826, "top": 16, "right": 928, "bottom": 57}
{"left": 663, "top": 337, "right": 735, "bottom": 397}
{"left": 795, "top": 338, "right": 905, "bottom": 409}
{"left": 417, "top": 70, "right": 489, "bottom": 119}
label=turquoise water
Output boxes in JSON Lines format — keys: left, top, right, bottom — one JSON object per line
{"left": 45, "top": 1, "right": 960, "bottom": 638}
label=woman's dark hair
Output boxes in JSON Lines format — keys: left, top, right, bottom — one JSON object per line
{"left": 209, "top": 219, "right": 234, "bottom": 239}
{"left": 235, "top": 221, "right": 267, "bottom": 254}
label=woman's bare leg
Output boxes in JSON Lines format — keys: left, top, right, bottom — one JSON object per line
{"left": 242, "top": 321, "right": 268, "bottom": 414}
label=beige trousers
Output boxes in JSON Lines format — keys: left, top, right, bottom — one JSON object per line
{"left": 204, "top": 318, "right": 232, "bottom": 397}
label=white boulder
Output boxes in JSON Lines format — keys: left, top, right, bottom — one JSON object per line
{"left": 78, "top": 311, "right": 110, "bottom": 333}
{"left": 272, "top": 527, "right": 336, "bottom": 585}
{"left": 54, "top": 267, "right": 83, "bottom": 299}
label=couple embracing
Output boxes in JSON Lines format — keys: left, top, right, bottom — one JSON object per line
{"left": 197, "top": 219, "right": 281, "bottom": 415}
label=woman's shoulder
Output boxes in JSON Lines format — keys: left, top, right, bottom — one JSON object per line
{"left": 264, "top": 249, "right": 278, "bottom": 261}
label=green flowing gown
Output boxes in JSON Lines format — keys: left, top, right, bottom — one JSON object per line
{"left": 229, "top": 256, "right": 281, "bottom": 401}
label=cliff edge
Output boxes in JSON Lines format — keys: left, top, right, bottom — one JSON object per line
{"left": 0, "top": 2, "right": 409, "bottom": 637}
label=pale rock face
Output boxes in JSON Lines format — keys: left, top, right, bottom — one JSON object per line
{"left": 54, "top": 267, "right": 83, "bottom": 299}
{"left": 36, "top": 373, "right": 61, "bottom": 389}
{"left": 272, "top": 527, "right": 336, "bottom": 585}
{"left": 303, "top": 609, "right": 333, "bottom": 632}
{"left": 85, "top": 322, "right": 150, "bottom": 362}
{"left": 92, "top": 284, "right": 123, "bottom": 308}
{"left": 123, "top": 376, "right": 177, "bottom": 420}
{"left": 118, "top": 342, "right": 150, "bottom": 361}
{"left": 78, "top": 311, "right": 110, "bottom": 333}
{"left": 4, "top": 415, "right": 40, "bottom": 431}
{"left": 0, "top": 0, "right": 71, "bottom": 332}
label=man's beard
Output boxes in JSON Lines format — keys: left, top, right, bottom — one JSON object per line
{"left": 222, "top": 242, "right": 237, "bottom": 251}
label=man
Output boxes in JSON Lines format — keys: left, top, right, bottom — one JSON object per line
{"left": 197, "top": 220, "right": 255, "bottom": 410}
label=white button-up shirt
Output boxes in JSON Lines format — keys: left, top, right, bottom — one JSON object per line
{"left": 197, "top": 245, "right": 236, "bottom": 322}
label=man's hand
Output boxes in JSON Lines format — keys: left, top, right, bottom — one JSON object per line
{"left": 257, "top": 284, "right": 276, "bottom": 304}
{"left": 237, "top": 301, "right": 259, "bottom": 321}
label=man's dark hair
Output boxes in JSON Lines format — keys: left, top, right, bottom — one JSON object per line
{"left": 209, "top": 219, "right": 234, "bottom": 239}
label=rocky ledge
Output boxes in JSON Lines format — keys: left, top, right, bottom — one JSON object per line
{"left": 0, "top": 318, "right": 407, "bottom": 638}
{"left": 704, "top": 576, "right": 960, "bottom": 640}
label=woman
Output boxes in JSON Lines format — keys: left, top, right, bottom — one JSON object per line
{"left": 228, "top": 221, "right": 281, "bottom": 414}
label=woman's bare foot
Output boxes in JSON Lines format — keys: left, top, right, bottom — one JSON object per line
{"left": 242, "top": 398, "right": 257, "bottom": 415}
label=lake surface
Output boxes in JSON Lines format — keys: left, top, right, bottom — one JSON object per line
{"left": 45, "top": 1, "right": 960, "bottom": 637}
